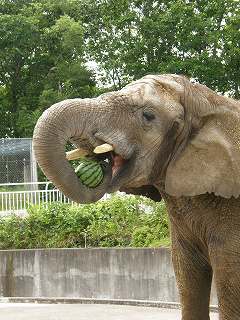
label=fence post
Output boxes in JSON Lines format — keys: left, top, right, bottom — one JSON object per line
{"left": 84, "top": 230, "right": 87, "bottom": 248}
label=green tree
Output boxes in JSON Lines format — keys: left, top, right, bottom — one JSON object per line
{"left": 0, "top": 0, "right": 97, "bottom": 138}
{"left": 83, "top": 0, "right": 240, "bottom": 96}
{"left": 1, "top": 0, "right": 239, "bottom": 138}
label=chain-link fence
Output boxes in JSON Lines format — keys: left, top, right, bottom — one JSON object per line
{"left": 0, "top": 138, "right": 37, "bottom": 187}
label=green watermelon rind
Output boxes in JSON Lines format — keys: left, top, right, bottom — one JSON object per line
{"left": 75, "top": 159, "right": 104, "bottom": 188}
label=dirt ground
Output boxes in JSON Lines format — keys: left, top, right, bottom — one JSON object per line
{"left": 0, "top": 303, "right": 219, "bottom": 320}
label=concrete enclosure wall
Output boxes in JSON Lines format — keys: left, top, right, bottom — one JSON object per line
{"left": 0, "top": 248, "right": 217, "bottom": 303}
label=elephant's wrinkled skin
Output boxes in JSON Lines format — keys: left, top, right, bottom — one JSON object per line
{"left": 33, "top": 74, "right": 240, "bottom": 320}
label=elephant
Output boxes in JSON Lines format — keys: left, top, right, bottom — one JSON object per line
{"left": 33, "top": 74, "right": 240, "bottom": 320}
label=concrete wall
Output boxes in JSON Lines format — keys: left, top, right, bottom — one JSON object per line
{"left": 0, "top": 248, "right": 217, "bottom": 304}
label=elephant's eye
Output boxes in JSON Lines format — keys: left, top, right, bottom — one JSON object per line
{"left": 142, "top": 110, "right": 155, "bottom": 122}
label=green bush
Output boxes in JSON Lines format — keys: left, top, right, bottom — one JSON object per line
{"left": 0, "top": 194, "right": 170, "bottom": 249}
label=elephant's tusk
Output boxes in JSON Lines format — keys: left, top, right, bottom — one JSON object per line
{"left": 93, "top": 143, "right": 114, "bottom": 154}
{"left": 66, "top": 148, "right": 89, "bottom": 160}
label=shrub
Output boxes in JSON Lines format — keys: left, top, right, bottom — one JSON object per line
{"left": 0, "top": 194, "right": 170, "bottom": 249}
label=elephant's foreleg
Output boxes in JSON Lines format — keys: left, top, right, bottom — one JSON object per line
{"left": 210, "top": 236, "right": 240, "bottom": 320}
{"left": 171, "top": 224, "right": 212, "bottom": 320}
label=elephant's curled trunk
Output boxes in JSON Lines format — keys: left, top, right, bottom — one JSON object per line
{"left": 33, "top": 98, "right": 111, "bottom": 203}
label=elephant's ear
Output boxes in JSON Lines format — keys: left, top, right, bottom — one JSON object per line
{"left": 164, "top": 78, "right": 240, "bottom": 199}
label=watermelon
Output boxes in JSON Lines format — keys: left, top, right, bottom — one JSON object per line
{"left": 75, "top": 158, "right": 104, "bottom": 188}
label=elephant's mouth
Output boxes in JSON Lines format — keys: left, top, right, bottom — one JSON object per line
{"left": 101, "top": 151, "right": 135, "bottom": 190}
{"left": 66, "top": 144, "right": 136, "bottom": 192}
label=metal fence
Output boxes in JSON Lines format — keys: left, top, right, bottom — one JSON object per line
{"left": 0, "top": 182, "right": 110, "bottom": 216}
{"left": 0, "top": 139, "right": 112, "bottom": 216}
{"left": 0, "top": 182, "right": 79, "bottom": 216}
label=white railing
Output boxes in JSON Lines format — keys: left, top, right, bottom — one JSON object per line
{"left": 0, "top": 182, "right": 78, "bottom": 216}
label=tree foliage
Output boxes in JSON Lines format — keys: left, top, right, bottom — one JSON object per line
{"left": 83, "top": 0, "right": 240, "bottom": 95}
{"left": 0, "top": 0, "right": 97, "bottom": 137}
{"left": 0, "top": 0, "right": 239, "bottom": 137}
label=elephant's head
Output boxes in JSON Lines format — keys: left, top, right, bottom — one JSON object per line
{"left": 33, "top": 74, "right": 240, "bottom": 203}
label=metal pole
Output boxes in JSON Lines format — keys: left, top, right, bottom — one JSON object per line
{"left": 84, "top": 231, "right": 87, "bottom": 248}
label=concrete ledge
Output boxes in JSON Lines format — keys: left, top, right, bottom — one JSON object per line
{"left": 0, "top": 248, "right": 218, "bottom": 308}
{"left": 0, "top": 248, "right": 180, "bottom": 301}
{"left": 0, "top": 297, "right": 219, "bottom": 313}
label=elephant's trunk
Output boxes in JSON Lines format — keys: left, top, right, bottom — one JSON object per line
{"left": 33, "top": 98, "right": 111, "bottom": 203}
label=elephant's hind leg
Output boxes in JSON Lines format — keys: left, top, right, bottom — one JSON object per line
{"left": 171, "top": 225, "right": 212, "bottom": 320}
